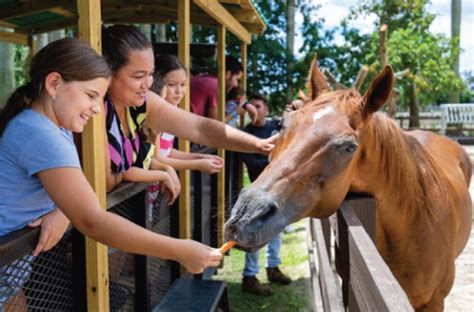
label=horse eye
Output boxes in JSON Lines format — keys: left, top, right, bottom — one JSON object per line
{"left": 338, "top": 141, "right": 358, "bottom": 155}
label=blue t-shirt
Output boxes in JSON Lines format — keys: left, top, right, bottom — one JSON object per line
{"left": 0, "top": 109, "right": 81, "bottom": 236}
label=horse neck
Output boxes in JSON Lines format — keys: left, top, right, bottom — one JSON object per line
{"left": 354, "top": 113, "right": 444, "bottom": 223}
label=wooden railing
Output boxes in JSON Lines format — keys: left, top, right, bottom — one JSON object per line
{"left": 307, "top": 194, "right": 413, "bottom": 311}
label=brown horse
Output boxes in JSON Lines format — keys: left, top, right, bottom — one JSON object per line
{"left": 225, "top": 58, "right": 472, "bottom": 311}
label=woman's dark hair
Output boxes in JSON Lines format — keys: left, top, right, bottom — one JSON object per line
{"left": 155, "top": 54, "right": 185, "bottom": 78}
{"left": 102, "top": 25, "right": 152, "bottom": 73}
{"left": 0, "top": 38, "right": 111, "bottom": 135}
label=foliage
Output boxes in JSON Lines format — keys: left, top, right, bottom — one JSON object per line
{"left": 13, "top": 45, "right": 29, "bottom": 86}
{"left": 213, "top": 218, "right": 312, "bottom": 312}
{"left": 348, "top": 0, "right": 465, "bottom": 107}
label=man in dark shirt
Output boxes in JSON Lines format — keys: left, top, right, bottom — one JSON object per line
{"left": 239, "top": 93, "right": 292, "bottom": 296}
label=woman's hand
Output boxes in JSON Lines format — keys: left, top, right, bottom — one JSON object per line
{"left": 196, "top": 158, "right": 223, "bottom": 174}
{"left": 28, "top": 208, "right": 70, "bottom": 256}
{"left": 164, "top": 165, "right": 181, "bottom": 196}
{"left": 161, "top": 173, "right": 179, "bottom": 205}
{"left": 256, "top": 133, "right": 279, "bottom": 155}
{"left": 174, "top": 240, "right": 223, "bottom": 274}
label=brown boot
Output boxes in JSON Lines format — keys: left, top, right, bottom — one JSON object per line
{"left": 266, "top": 267, "right": 292, "bottom": 285}
{"left": 242, "top": 276, "right": 273, "bottom": 296}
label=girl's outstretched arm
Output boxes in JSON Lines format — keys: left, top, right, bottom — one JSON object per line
{"left": 37, "top": 167, "right": 222, "bottom": 273}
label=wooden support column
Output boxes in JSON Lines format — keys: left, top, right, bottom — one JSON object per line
{"left": 77, "top": 1, "right": 109, "bottom": 311}
{"left": 216, "top": 25, "right": 226, "bottom": 248}
{"left": 177, "top": 0, "right": 191, "bottom": 243}
{"left": 239, "top": 42, "right": 247, "bottom": 128}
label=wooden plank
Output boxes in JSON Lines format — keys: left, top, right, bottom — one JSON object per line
{"left": 216, "top": 24, "right": 226, "bottom": 248}
{"left": 306, "top": 219, "right": 324, "bottom": 311}
{"left": 311, "top": 218, "right": 344, "bottom": 312}
{"left": 106, "top": 182, "right": 149, "bottom": 209}
{"left": 0, "top": 30, "right": 27, "bottom": 45}
{"left": 346, "top": 194, "right": 376, "bottom": 243}
{"left": 76, "top": 1, "right": 109, "bottom": 311}
{"left": 227, "top": 8, "right": 257, "bottom": 23}
{"left": 178, "top": 0, "right": 191, "bottom": 244}
{"left": 193, "top": 0, "right": 251, "bottom": 44}
{"left": 339, "top": 203, "right": 413, "bottom": 311}
{"left": 0, "top": 0, "right": 75, "bottom": 20}
{"left": 219, "top": 0, "right": 241, "bottom": 4}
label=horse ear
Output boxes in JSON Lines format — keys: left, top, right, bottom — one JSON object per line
{"left": 362, "top": 65, "right": 394, "bottom": 117}
{"left": 307, "top": 53, "right": 330, "bottom": 100}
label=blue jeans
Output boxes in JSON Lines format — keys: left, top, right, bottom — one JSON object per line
{"left": 243, "top": 233, "right": 282, "bottom": 276}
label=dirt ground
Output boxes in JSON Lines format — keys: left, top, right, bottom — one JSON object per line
{"left": 444, "top": 146, "right": 474, "bottom": 311}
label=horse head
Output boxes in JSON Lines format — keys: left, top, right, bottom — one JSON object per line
{"left": 225, "top": 56, "right": 394, "bottom": 251}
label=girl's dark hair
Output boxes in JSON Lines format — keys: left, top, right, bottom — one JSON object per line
{"left": 102, "top": 25, "right": 152, "bottom": 73}
{"left": 0, "top": 38, "right": 111, "bottom": 135}
{"left": 150, "top": 73, "right": 165, "bottom": 95}
{"left": 227, "top": 86, "right": 245, "bottom": 101}
{"left": 155, "top": 54, "right": 185, "bottom": 78}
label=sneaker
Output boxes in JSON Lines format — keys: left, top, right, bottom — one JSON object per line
{"left": 266, "top": 267, "right": 292, "bottom": 285}
{"left": 242, "top": 276, "right": 273, "bottom": 296}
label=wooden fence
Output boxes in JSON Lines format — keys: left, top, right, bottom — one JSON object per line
{"left": 307, "top": 194, "right": 414, "bottom": 311}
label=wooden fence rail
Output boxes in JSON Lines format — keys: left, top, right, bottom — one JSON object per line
{"left": 308, "top": 195, "right": 413, "bottom": 311}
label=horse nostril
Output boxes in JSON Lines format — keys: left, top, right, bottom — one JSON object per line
{"left": 256, "top": 202, "right": 278, "bottom": 223}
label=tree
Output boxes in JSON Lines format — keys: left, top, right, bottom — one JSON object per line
{"left": 349, "top": 0, "right": 464, "bottom": 128}
{"left": 286, "top": 0, "right": 295, "bottom": 102}
{"left": 0, "top": 40, "right": 14, "bottom": 106}
{"left": 449, "top": 0, "right": 462, "bottom": 103}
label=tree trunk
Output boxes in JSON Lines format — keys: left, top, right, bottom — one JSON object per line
{"left": 449, "top": 0, "right": 461, "bottom": 103}
{"left": 0, "top": 40, "right": 14, "bottom": 107}
{"left": 139, "top": 25, "right": 152, "bottom": 41}
{"left": 408, "top": 82, "right": 420, "bottom": 129}
{"left": 379, "top": 24, "right": 397, "bottom": 118}
{"left": 155, "top": 24, "right": 167, "bottom": 42}
{"left": 286, "top": 0, "right": 295, "bottom": 102}
{"left": 48, "top": 30, "right": 65, "bottom": 42}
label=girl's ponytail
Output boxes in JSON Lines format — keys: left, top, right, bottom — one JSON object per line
{"left": 0, "top": 82, "right": 37, "bottom": 135}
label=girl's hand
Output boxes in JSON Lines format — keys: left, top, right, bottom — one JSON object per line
{"left": 256, "top": 133, "right": 279, "bottom": 155}
{"left": 196, "top": 158, "right": 223, "bottom": 174}
{"left": 161, "top": 173, "right": 179, "bottom": 205}
{"left": 174, "top": 240, "right": 223, "bottom": 274}
{"left": 28, "top": 208, "right": 70, "bottom": 256}
{"left": 164, "top": 165, "right": 181, "bottom": 196}
{"left": 199, "top": 154, "right": 224, "bottom": 166}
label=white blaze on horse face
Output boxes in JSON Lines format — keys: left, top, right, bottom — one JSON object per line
{"left": 313, "top": 107, "right": 335, "bottom": 122}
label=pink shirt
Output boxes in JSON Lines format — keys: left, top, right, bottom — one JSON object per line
{"left": 190, "top": 74, "right": 218, "bottom": 117}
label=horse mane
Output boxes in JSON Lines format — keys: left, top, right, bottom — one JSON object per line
{"left": 366, "top": 113, "right": 447, "bottom": 220}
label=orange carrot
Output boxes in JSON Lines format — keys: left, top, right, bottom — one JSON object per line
{"left": 219, "top": 241, "right": 236, "bottom": 253}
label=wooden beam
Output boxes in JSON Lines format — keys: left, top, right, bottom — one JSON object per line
{"left": 0, "top": 30, "right": 27, "bottom": 45}
{"left": 241, "top": 22, "right": 265, "bottom": 35}
{"left": 19, "top": 17, "right": 77, "bottom": 35}
{"left": 227, "top": 8, "right": 257, "bottom": 23}
{"left": 193, "top": 0, "right": 251, "bottom": 44}
{"left": 0, "top": 0, "right": 75, "bottom": 20}
{"left": 219, "top": 0, "right": 241, "bottom": 4}
{"left": 76, "top": 0, "right": 109, "bottom": 311}
{"left": 50, "top": 7, "right": 77, "bottom": 18}
{"left": 216, "top": 24, "right": 226, "bottom": 248}
{"left": 177, "top": 0, "right": 191, "bottom": 247}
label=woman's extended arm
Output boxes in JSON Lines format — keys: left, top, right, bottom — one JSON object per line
{"left": 145, "top": 91, "right": 275, "bottom": 155}
{"left": 38, "top": 167, "right": 222, "bottom": 273}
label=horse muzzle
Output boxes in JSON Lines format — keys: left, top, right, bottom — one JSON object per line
{"left": 224, "top": 187, "right": 287, "bottom": 250}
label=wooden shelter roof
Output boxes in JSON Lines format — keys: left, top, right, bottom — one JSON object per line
{"left": 0, "top": 0, "right": 267, "bottom": 45}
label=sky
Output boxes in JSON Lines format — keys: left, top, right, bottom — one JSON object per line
{"left": 295, "top": 0, "right": 474, "bottom": 73}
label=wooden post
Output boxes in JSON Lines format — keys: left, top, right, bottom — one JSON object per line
{"left": 239, "top": 42, "right": 247, "bottom": 129}
{"left": 177, "top": 0, "right": 191, "bottom": 243}
{"left": 76, "top": 0, "right": 109, "bottom": 311}
{"left": 216, "top": 25, "right": 226, "bottom": 248}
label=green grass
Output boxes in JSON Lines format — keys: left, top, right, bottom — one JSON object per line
{"left": 212, "top": 220, "right": 313, "bottom": 311}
